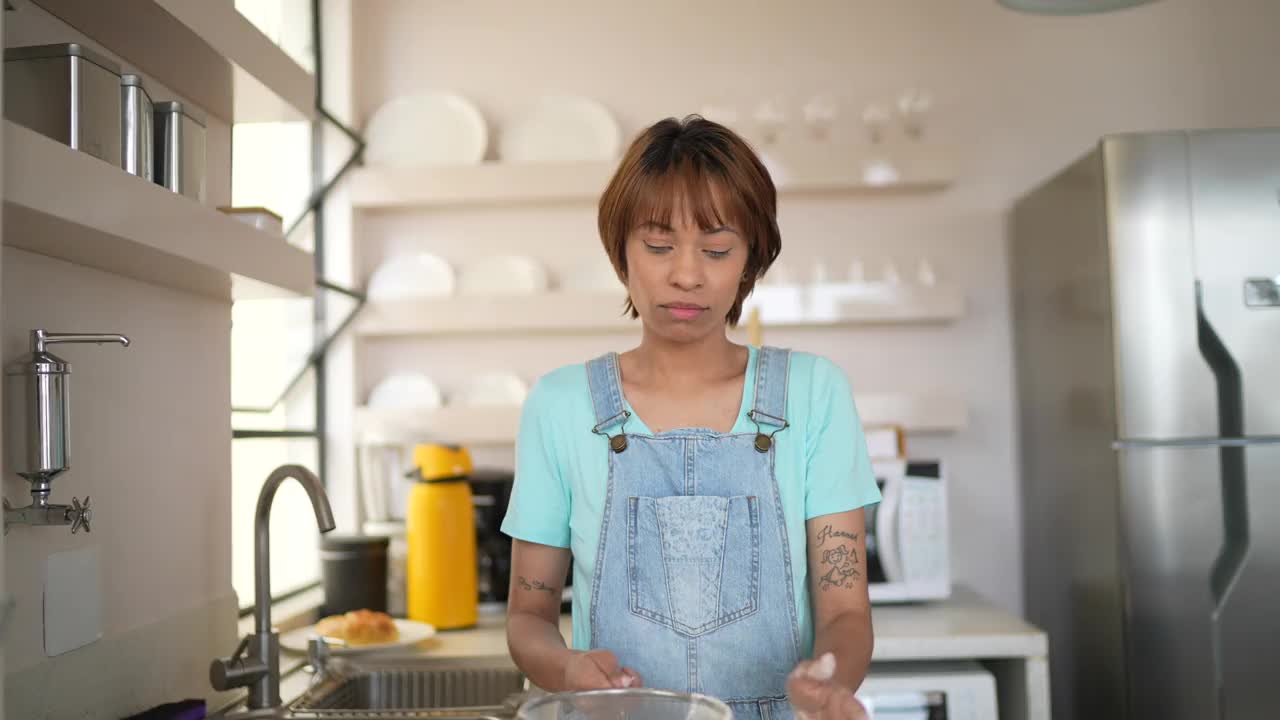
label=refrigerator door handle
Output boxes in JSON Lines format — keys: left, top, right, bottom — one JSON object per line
{"left": 1196, "top": 282, "right": 1251, "bottom": 718}
{"left": 1112, "top": 436, "right": 1280, "bottom": 449}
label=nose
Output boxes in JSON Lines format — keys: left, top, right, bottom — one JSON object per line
{"left": 668, "top": 246, "right": 704, "bottom": 291}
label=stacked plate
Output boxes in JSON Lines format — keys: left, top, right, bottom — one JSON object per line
{"left": 500, "top": 95, "right": 621, "bottom": 164}
{"left": 363, "top": 92, "right": 621, "bottom": 167}
{"left": 366, "top": 372, "right": 528, "bottom": 411}
{"left": 367, "top": 253, "right": 455, "bottom": 302}
{"left": 368, "top": 254, "right": 553, "bottom": 300}
{"left": 363, "top": 92, "right": 488, "bottom": 168}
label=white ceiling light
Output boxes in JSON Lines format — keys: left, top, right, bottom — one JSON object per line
{"left": 998, "top": 0, "right": 1160, "bottom": 14}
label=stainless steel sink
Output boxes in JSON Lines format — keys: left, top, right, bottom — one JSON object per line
{"left": 287, "top": 656, "right": 529, "bottom": 720}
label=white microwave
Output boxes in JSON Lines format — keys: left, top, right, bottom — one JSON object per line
{"left": 857, "top": 661, "right": 998, "bottom": 720}
{"left": 866, "top": 460, "right": 950, "bottom": 604}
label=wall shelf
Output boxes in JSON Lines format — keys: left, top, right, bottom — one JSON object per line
{"left": 348, "top": 142, "right": 955, "bottom": 210}
{"left": 153, "top": 0, "right": 315, "bottom": 121}
{"left": 348, "top": 161, "right": 617, "bottom": 210}
{"left": 2, "top": 121, "right": 314, "bottom": 300}
{"left": 31, "top": 0, "right": 315, "bottom": 122}
{"left": 354, "top": 285, "right": 963, "bottom": 337}
{"left": 355, "top": 392, "right": 967, "bottom": 445}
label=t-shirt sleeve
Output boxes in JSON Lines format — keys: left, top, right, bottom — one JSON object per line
{"left": 500, "top": 375, "right": 573, "bottom": 548}
{"left": 803, "top": 356, "right": 882, "bottom": 519}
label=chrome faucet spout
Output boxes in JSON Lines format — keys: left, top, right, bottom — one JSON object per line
{"left": 255, "top": 464, "right": 335, "bottom": 635}
{"left": 211, "top": 464, "right": 335, "bottom": 715}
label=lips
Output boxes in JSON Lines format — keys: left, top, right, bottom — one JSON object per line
{"left": 661, "top": 302, "right": 707, "bottom": 321}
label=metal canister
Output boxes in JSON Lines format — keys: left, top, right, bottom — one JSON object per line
{"left": 3, "top": 43, "right": 122, "bottom": 164}
{"left": 3, "top": 346, "right": 71, "bottom": 481}
{"left": 120, "top": 74, "right": 153, "bottom": 180}
{"left": 3, "top": 331, "right": 130, "bottom": 483}
{"left": 153, "top": 100, "right": 207, "bottom": 202}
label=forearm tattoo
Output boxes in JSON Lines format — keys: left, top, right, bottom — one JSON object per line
{"left": 517, "top": 576, "right": 559, "bottom": 595}
{"left": 816, "top": 525, "right": 861, "bottom": 592}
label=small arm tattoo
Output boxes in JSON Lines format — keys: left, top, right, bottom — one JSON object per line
{"left": 517, "top": 576, "right": 558, "bottom": 595}
{"left": 818, "top": 543, "right": 861, "bottom": 592}
{"left": 816, "top": 525, "right": 858, "bottom": 547}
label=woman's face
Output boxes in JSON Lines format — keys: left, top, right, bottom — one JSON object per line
{"left": 624, "top": 207, "right": 749, "bottom": 343}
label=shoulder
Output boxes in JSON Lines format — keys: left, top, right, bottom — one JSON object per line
{"left": 521, "top": 360, "right": 597, "bottom": 427}
{"left": 775, "top": 349, "right": 860, "bottom": 437}
{"left": 528, "top": 362, "right": 590, "bottom": 401}
{"left": 783, "top": 350, "right": 853, "bottom": 397}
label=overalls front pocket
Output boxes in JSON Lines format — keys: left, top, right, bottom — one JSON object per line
{"left": 627, "top": 494, "right": 760, "bottom": 637}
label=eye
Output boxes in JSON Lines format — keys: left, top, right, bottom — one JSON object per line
{"left": 703, "top": 249, "right": 731, "bottom": 259}
{"left": 644, "top": 242, "right": 672, "bottom": 254}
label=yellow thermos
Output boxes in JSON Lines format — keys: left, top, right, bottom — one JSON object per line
{"left": 406, "top": 443, "right": 478, "bottom": 629}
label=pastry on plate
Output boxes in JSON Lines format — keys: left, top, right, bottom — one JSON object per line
{"left": 313, "top": 609, "right": 400, "bottom": 646}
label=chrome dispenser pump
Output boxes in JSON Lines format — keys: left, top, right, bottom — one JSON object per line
{"left": 4, "top": 329, "right": 130, "bottom": 534}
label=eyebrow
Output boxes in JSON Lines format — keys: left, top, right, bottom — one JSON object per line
{"left": 638, "top": 221, "right": 674, "bottom": 232}
{"left": 705, "top": 225, "right": 739, "bottom": 236}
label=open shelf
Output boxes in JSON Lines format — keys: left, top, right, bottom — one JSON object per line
{"left": 348, "top": 161, "right": 617, "bottom": 210}
{"left": 2, "top": 121, "right": 314, "bottom": 300}
{"left": 348, "top": 142, "right": 955, "bottom": 210}
{"left": 31, "top": 0, "right": 315, "bottom": 122}
{"left": 355, "top": 393, "right": 967, "bottom": 445}
{"left": 154, "top": 0, "right": 315, "bottom": 121}
{"left": 354, "top": 285, "right": 963, "bottom": 337}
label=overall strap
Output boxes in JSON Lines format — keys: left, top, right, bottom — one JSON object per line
{"left": 748, "top": 346, "right": 791, "bottom": 451}
{"left": 586, "top": 353, "right": 630, "bottom": 443}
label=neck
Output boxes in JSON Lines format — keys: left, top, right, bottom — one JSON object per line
{"left": 630, "top": 326, "right": 743, "bottom": 384}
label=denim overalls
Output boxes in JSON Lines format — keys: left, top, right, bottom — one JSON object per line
{"left": 585, "top": 346, "right": 802, "bottom": 720}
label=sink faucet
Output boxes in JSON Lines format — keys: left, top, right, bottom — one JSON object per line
{"left": 210, "top": 464, "right": 336, "bottom": 717}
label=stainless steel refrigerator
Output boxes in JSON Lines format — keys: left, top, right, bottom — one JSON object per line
{"left": 1011, "top": 128, "right": 1280, "bottom": 720}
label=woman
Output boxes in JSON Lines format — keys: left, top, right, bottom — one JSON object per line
{"left": 502, "top": 116, "right": 879, "bottom": 720}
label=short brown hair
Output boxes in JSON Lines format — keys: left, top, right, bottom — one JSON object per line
{"left": 597, "top": 115, "right": 781, "bottom": 326}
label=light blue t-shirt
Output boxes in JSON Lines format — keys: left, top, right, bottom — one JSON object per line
{"left": 500, "top": 346, "right": 881, "bottom": 655}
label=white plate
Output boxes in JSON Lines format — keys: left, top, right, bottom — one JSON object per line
{"left": 457, "top": 255, "right": 549, "bottom": 296}
{"left": 500, "top": 95, "right": 621, "bottom": 163}
{"left": 559, "top": 257, "right": 623, "bottom": 293}
{"left": 368, "top": 253, "right": 456, "bottom": 302}
{"left": 365, "top": 92, "right": 488, "bottom": 167}
{"left": 281, "top": 618, "right": 436, "bottom": 655}
{"left": 454, "top": 372, "right": 528, "bottom": 407}
{"left": 368, "top": 373, "right": 443, "bottom": 409}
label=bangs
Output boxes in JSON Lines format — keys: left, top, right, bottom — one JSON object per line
{"left": 623, "top": 156, "right": 749, "bottom": 237}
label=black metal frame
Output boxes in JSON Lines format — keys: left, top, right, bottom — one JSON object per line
{"left": 231, "top": 3, "right": 367, "bottom": 614}
{"left": 230, "top": 1, "right": 367, "bottom": 480}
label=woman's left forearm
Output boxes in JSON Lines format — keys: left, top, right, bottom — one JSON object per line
{"left": 812, "top": 608, "right": 874, "bottom": 691}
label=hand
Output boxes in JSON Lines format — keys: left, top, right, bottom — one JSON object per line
{"left": 787, "top": 653, "right": 869, "bottom": 720}
{"left": 562, "top": 649, "right": 643, "bottom": 691}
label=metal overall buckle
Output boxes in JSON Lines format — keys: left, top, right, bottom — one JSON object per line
{"left": 592, "top": 410, "right": 632, "bottom": 453}
{"left": 749, "top": 410, "right": 789, "bottom": 453}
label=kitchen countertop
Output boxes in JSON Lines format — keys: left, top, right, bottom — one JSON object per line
{"left": 278, "top": 585, "right": 1042, "bottom": 664}
{"left": 254, "top": 586, "right": 1045, "bottom": 716}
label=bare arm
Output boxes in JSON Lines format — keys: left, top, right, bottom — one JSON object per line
{"left": 506, "top": 539, "right": 574, "bottom": 690}
{"left": 506, "top": 539, "right": 640, "bottom": 691}
{"left": 807, "top": 509, "right": 874, "bottom": 690}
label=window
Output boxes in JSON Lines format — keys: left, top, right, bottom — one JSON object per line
{"left": 230, "top": 117, "right": 318, "bottom": 607}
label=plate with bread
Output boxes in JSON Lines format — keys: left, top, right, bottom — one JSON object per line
{"left": 281, "top": 609, "right": 436, "bottom": 655}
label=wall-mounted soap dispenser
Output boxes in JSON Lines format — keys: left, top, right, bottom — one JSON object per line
{"left": 4, "top": 329, "right": 130, "bottom": 534}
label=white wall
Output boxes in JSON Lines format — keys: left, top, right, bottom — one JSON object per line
{"left": 347, "top": 0, "right": 1280, "bottom": 615}
{"left": 2, "top": 3, "right": 238, "bottom": 716}
{"left": 1, "top": 249, "right": 238, "bottom": 718}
